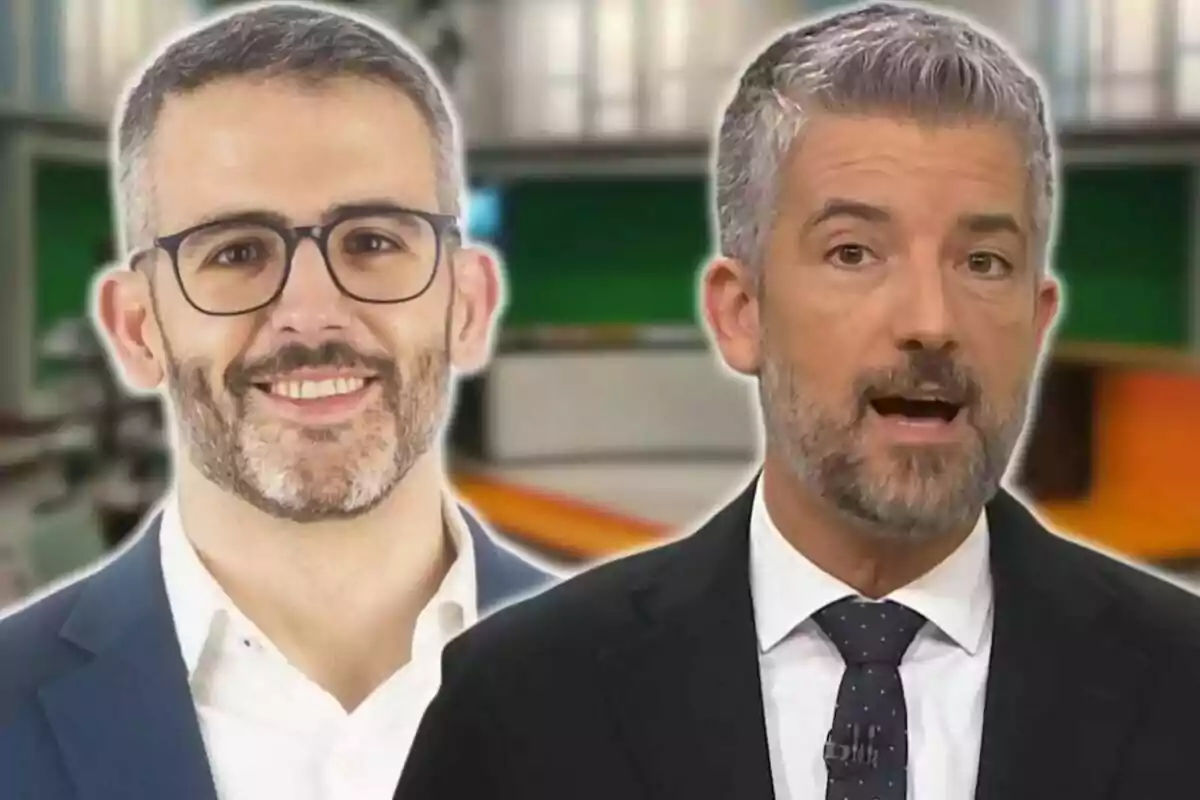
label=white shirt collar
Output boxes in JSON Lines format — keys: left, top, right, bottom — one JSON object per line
{"left": 749, "top": 474, "right": 992, "bottom": 656}
{"left": 159, "top": 491, "right": 478, "bottom": 678}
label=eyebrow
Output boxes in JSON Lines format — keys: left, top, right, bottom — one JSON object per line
{"left": 187, "top": 198, "right": 423, "bottom": 229}
{"left": 805, "top": 199, "right": 892, "bottom": 231}
{"left": 804, "top": 200, "right": 1026, "bottom": 241}
{"left": 956, "top": 212, "right": 1024, "bottom": 239}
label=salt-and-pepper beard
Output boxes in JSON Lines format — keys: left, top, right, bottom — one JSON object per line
{"left": 161, "top": 320, "right": 452, "bottom": 524}
{"left": 757, "top": 332, "right": 1030, "bottom": 542}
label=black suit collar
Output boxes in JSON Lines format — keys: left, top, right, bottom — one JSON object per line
{"left": 595, "top": 481, "right": 1152, "bottom": 800}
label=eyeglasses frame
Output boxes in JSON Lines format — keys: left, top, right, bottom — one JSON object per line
{"left": 128, "top": 202, "right": 461, "bottom": 317}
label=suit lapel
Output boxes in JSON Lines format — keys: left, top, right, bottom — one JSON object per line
{"left": 594, "top": 484, "right": 775, "bottom": 800}
{"left": 39, "top": 519, "right": 218, "bottom": 800}
{"left": 974, "top": 490, "right": 1152, "bottom": 800}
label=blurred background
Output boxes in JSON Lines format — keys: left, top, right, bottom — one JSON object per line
{"left": 0, "top": 0, "right": 1197, "bottom": 602}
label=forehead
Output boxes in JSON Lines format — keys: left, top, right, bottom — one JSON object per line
{"left": 146, "top": 75, "right": 441, "bottom": 229}
{"left": 782, "top": 114, "right": 1031, "bottom": 227}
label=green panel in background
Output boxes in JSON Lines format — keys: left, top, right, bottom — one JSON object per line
{"left": 501, "top": 178, "right": 712, "bottom": 326}
{"left": 33, "top": 160, "right": 113, "bottom": 355}
{"left": 1052, "top": 166, "right": 1191, "bottom": 346}
{"left": 499, "top": 166, "right": 1195, "bottom": 347}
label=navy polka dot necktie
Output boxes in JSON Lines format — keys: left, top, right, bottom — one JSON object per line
{"left": 813, "top": 597, "right": 926, "bottom": 800}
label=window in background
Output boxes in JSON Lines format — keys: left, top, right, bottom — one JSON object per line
{"left": 501, "top": 0, "right": 789, "bottom": 139}
{"left": 32, "top": 0, "right": 64, "bottom": 107}
{"left": 1040, "top": 0, "right": 1169, "bottom": 120}
{"left": 593, "top": 0, "right": 636, "bottom": 134}
{"left": 1104, "top": 0, "right": 1161, "bottom": 117}
{"left": 644, "top": 0, "right": 754, "bottom": 134}
{"left": 0, "top": 0, "right": 17, "bottom": 101}
{"left": 804, "top": 0, "right": 858, "bottom": 10}
{"left": 646, "top": 0, "right": 690, "bottom": 134}
{"left": 1046, "top": 0, "right": 1089, "bottom": 119}
{"left": 61, "top": 0, "right": 198, "bottom": 117}
{"left": 1179, "top": 0, "right": 1200, "bottom": 114}
{"left": 509, "top": 0, "right": 584, "bottom": 137}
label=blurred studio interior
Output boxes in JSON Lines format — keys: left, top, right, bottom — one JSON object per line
{"left": 0, "top": 0, "right": 1198, "bottom": 604}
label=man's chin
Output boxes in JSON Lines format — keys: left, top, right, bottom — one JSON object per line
{"left": 238, "top": 477, "right": 393, "bottom": 523}
{"left": 231, "top": 448, "right": 400, "bottom": 521}
{"left": 823, "top": 458, "right": 981, "bottom": 534}
{"left": 262, "top": 499, "right": 380, "bottom": 524}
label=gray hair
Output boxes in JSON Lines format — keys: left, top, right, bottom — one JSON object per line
{"left": 113, "top": 0, "right": 461, "bottom": 256}
{"left": 715, "top": 1, "right": 1056, "bottom": 272}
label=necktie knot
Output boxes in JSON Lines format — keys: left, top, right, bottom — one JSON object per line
{"left": 813, "top": 597, "right": 925, "bottom": 666}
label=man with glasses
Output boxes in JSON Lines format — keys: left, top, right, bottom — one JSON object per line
{"left": 0, "top": 3, "right": 550, "bottom": 799}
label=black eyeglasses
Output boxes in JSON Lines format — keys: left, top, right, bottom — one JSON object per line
{"left": 131, "top": 203, "right": 460, "bottom": 316}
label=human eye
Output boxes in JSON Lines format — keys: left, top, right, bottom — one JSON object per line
{"left": 964, "top": 251, "right": 1014, "bottom": 279}
{"left": 825, "top": 243, "right": 880, "bottom": 269}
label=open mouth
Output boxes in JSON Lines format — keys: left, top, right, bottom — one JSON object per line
{"left": 869, "top": 394, "right": 962, "bottom": 423}
{"left": 252, "top": 375, "right": 378, "bottom": 401}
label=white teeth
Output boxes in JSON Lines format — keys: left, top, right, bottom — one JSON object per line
{"left": 267, "top": 377, "right": 366, "bottom": 400}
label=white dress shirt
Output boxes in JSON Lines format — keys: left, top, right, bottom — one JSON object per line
{"left": 159, "top": 494, "right": 477, "bottom": 800}
{"left": 750, "top": 477, "right": 993, "bottom": 800}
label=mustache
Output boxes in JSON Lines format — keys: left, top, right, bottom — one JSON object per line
{"left": 226, "top": 341, "right": 398, "bottom": 393}
{"left": 854, "top": 349, "right": 981, "bottom": 411}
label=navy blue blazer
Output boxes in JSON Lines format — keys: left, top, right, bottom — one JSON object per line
{"left": 0, "top": 509, "right": 552, "bottom": 800}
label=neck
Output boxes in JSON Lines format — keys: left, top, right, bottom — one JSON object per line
{"left": 761, "top": 449, "right": 975, "bottom": 598}
{"left": 174, "top": 452, "right": 453, "bottom": 710}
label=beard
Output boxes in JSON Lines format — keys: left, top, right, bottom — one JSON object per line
{"left": 162, "top": 327, "right": 451, "bottom": 524}
{"left": 758, "top": 337, "right": 1030, "bottom": 542}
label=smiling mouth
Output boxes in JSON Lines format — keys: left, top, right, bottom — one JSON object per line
{"left": 252, "top": 376, "right": 378, "bottom": 400}
{"left": 869, "top": 394, "right": 963, "bottom": 423}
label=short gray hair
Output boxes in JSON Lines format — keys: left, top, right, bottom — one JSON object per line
{"left": 715, "top": 1, "right": 1056, "bottom": 271}
{"left": 113, "top": 1, "right": 461, "bottom": 256}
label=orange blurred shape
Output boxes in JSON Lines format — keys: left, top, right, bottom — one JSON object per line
{"left": 454, "top": 474, "right": 667, "bottom": 561}
{"left": 1040, "top": 368, "right": 1200, "bottom": 560}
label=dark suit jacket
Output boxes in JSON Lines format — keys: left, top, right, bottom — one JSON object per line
{"left": 0, "top": 508, "right": 551, "bottom": 800}
{"left": 396, "top": 482, "right": 1200, "bottom": 800}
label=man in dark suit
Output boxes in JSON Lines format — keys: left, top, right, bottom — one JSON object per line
{"left": 0, "top": 4, "right": 550, "bottom": 799}
{"left": 395, "top": 4, "right": 1200, "bottom": 799}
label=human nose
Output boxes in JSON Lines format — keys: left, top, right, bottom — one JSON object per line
{"left": 266, "top": 236, "right": 355, "bottom": 339}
